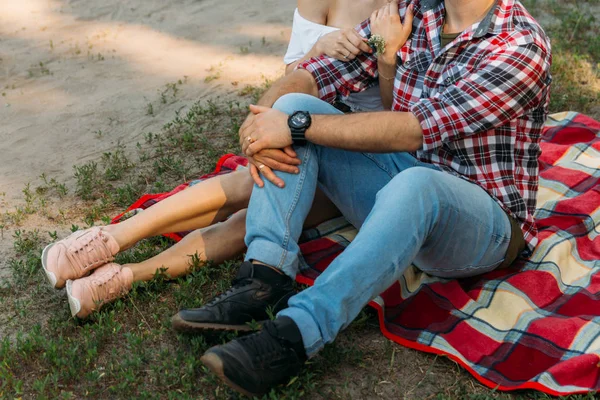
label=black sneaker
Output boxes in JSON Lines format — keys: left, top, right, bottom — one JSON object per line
{"left": 171, "top": 261, "right": 294, "bottom": 332}
{"left": 201, "top": 316, "right": 307, "bottom": 397}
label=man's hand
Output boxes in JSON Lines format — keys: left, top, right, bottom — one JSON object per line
{"left": 247, "top": 147, "right": 300, "bottom": 188}
{"left": 240, "top": 105, "right": 293, "bottom": 157}
{"left": 238, "top": 105, "right": 301, "bottom": 188}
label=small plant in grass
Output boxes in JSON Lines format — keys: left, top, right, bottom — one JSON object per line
{"left": 204, "top": 63, "right": 223, "bottom": 83}
{"left": 146, "top": 102, "right": 154, "bottom": 116}
{"left": 74, "top": 161, "right": 102, "bottom": 200}
{"left": 39, "top": 173, "right": 68, "bottom": 198}
{"left": 102, "top": 145, "right": 133, "bottom": 181}
{"left": 21, "top": 183, "right": 36, "bottom": 214}
{"left": 10, "top": 230, "right": 43, "bottom": 286}
{"left": 27, "top": 61, "right": 52, "bottom": 78}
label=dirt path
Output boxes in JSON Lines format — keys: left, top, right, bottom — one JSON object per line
{"left": 0, "top": 0, "right": 295, "bottom": 204}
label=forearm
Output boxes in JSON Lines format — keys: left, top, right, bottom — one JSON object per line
{"left": 256, "top": 69, "right": 319, "bottom": 106}
{"left": 306, "top": 111, "right": 423, "bottom": 152}
{"left": 377, "top": 59, "right": 396, "bottom": 110}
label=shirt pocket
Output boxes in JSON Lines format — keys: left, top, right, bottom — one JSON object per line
{"left": 403, "top": 50, "right": 431, "bottom": 72}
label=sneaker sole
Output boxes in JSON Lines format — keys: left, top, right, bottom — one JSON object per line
{"left": 65, "top": 280, "right": 82, "bottom": 318}
{"left": 171, "top": 314, "right": 256, "bottom": 333}
{"left": 41, "top": 243, "right": 59, "bottom": 289}
{"left": 200, "top": 352, "right": 257, "bottom": 398}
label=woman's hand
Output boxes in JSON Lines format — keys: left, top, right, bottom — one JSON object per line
{"left": 314, "top": 28, "right": 373, "bottom": 61}
{"left": 246, "top": 147, "right": 300, "bottom": 188}
{"left": 370, "top": 0, "right": 414, "bottom": 65}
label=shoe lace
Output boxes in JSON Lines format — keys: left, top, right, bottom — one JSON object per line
{"left": 90, "top": 267, "right": 129, "bottom": 304}
{"left": 66, "top": 230, "right": 115, "bottom": 271}
{"left": 204, "top": 276, "right": 254, "bottom": 307}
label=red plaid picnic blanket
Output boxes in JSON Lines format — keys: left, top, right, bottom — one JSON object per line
{"left": 113, "top": 112, "right": 600, "bottom": 395}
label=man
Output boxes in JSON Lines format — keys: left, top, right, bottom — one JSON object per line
{"left": 175, "top": 0, "right": 551, "bottom": 395}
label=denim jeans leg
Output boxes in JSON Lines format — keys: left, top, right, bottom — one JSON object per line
{"left": 279, "top": 167, "right": 512, "bottom": 356}
{"left": 244, "top": 94, "right": 344, "bottom": 278}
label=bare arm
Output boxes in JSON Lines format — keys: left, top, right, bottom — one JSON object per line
{"left": 306, "top": 111, "right": 422, "bottom": 152}
{"left": 377, "top": 60, "right": 396, "bottom": 110}
{"left": 243, "top": 106, "right": 423, "bottom": 156}
{"left": 253, "top": 69, "right": 318, "bottom": 108}
{"left": 370, "top": 1, "right": 414, "bottom": 109}
{"left": 249, "top": 65, "right": 422, "bottom": 154}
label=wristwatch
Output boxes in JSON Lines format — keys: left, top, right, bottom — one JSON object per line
{"left": 288, "top": 111, "right": 312, "bottom": 144}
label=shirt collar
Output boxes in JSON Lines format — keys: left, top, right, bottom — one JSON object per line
{"left": 474, "top": 0, "right": 515, "bottom": 38}
{"left": 417, "top": 0, "right": 515, "bottom": 38}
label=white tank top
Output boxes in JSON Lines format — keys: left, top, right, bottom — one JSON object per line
{"left": 283, "top": 8, "right": 384, "bottom": 112}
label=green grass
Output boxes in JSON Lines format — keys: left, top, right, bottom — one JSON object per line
{"left": 522, "top": 0, "right": 600, "bottom": 117}
{"left": 1, "top": 2, "right": 599, "bottom": 398}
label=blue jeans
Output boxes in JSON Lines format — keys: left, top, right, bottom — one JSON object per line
{"left": 244, "top": 93, "right": 512, "bottom": 357}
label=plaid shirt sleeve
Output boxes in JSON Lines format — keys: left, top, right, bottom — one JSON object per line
{"left": 411, "top": 42, "right": 551, "bottom": 152}
{"left": 297, "top": 19, "right": 379, "bottom": 104}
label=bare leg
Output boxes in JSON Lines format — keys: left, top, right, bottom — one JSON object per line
{"left": 125, "top": 210, "right": 248, "bottom": 282}
{"left": 104, "top": 169, "right": 254, "bottom": 251}
{"left": 66, "top": 173, "right": 341, "bottom": 318}
{"left": 121, "top": 189, "right": 341, "bottom": 283}
{"left": 304, "top": 186, "right": 342, "bottom": 228}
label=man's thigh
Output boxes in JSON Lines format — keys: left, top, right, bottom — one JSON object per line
{"left": 312, "top": 147, "right": 418, "bottom": 229}
{"left": 404, "top": 170, "right": 512, "bottom": 278}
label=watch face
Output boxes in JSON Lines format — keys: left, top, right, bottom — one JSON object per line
{"left": 291, "top": 112, "right": 308, "bottom": 128}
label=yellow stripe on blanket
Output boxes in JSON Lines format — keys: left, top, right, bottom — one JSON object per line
{"left": 544, "top": 239, "right": 592, "bottom": 285}
{"left": 536, "top": 185, "right": 563, "bottom": 206}
{"left": 473, "top": 289, "right": 534, "bottom": 331}
{"left": 575, "top": 151, "right": 600, "bottom": 170}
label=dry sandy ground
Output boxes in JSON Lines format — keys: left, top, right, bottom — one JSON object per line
{"left": 0, "top": 0, "right": 295, "bottom": 205}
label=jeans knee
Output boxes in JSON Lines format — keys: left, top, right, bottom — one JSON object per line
{"left": 272, "top": 93, "right": 342, "bottom": 116}
{"left": 272, "top": 93, "right": 317, "bottom": 115}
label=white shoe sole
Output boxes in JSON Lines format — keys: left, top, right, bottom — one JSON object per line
{"left": 66, "top": 280, "right": 82, "bottom": 318}
{"left": 41, "top": 243, "right": 58, "bottom": 288}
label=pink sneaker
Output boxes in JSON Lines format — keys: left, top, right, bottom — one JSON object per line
{"left": 41, "top": 227, "right": 120, "bottom": 289}
{"left": 66, "top": 263, "right": 133, "bottom": 318}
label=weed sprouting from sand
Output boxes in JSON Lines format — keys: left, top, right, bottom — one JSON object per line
{"left": 74, "top": 161, "right": 102, "bottom": 200}
{"left": 204, "top": 63, "right": 223, "bottom": 83}
{"left": 145, "top": 102, "right": 154, "bottom": 116}
{"left": 39, "top": 173, "right": 68, "bottom": 198}
{"left": 102, "top": 145, "right": 134, "bottom": 181}
{"left": 27, "top": 62, "right": 52, "bottom": 78}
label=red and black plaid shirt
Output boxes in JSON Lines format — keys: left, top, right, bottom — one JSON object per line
{"left": 298, "top": 0, "right": 552, "bottom": 253}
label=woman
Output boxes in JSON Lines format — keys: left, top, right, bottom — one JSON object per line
{"left": 42, "top": 0, "right": 404, "bottom": 319}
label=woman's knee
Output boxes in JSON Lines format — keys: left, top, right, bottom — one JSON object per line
{"left": 220, "top": 169, "right": 254, "bottom": 209}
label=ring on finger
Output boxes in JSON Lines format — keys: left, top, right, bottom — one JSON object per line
{"left": 258, "top": 164, "right": 265, "bottom": 170}
{"left": 343, "top": 51, "right": 350, "bottom": 59}
{"left": 246, "top": 136, "right": 253, "bottom": 143}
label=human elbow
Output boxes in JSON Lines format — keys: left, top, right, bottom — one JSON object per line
{"left": 291, "top": 69, "right": 319, "bottom": 98}
{"left": 395, "top": 132, "right": 423, "bottom": 152}
{"left": 395, "top": 113, "right": 424, "bottom": 152}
